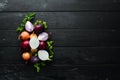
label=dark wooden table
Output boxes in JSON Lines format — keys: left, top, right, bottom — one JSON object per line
{"left": 0, "top": 0, "right": 120, "bottom": 80}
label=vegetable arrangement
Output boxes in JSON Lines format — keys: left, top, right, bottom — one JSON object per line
{"left": 16, "top": 13, "right": 54, "bottom": 72}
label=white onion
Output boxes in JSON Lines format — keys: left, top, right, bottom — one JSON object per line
{"left": 29, "top": 37, "right": 39, "bottom": 49}
{"left": 25, "top": 21, "right": 34, "bottom": 32}
{"left": 38, "top": 50, "right": 50, "bottom": 61}
{"left": 38, "top": 32, "right": 49, "bottom": 41}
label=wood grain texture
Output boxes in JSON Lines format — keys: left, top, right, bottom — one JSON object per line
{"left": 0, "top": 30, "right": 119, "bottom": 47}
{"left": 0, "top": 64, "right": 119, "bottom": 80}
{"left": 0, "top": 47, "right": 120, "bottom": 64}
{"left": 0, "top": 0, "right": 120, "bottom": 11}
{"left": 0, "top": 0, "right": 119, "bottom": 79}
{"left": 0, "top": 12, "right": 120, "bottom": 30}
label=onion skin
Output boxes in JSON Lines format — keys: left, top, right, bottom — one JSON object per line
{"left": 19, "top": 31, "right": 30, "bottom": 40}
{"left": 34, "top": 24, "right": 44, "bottom": 34}
{"left": 21, "top": 40, "right": 30, "bottom": 51}
{"left": 30, "top": 56, "right": 40, "bottom": 63}
{"left": 39, "top": 41, "right": 47, "bottom": 50}
{"left": 22, "top": 52, "right": 31, "bottom": 60}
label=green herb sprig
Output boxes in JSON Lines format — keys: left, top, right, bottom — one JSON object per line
{"left": 17, "top": 13, "right": 54, "bottom": 72}
{"left": 16, "top": 13, "right": 36, "bottom": 32}
{"left": 47, "top": 41, "right": 54, "bottom": 59}
{"left": 33, "top": 41, "right": 54, "bottom": 72}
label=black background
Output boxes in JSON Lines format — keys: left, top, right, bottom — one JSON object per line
{"left": 0, "top": 0, "right": 120, "bottom": 80}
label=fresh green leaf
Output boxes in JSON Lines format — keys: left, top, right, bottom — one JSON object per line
{"left": 34, "top": 20, "right": 42, "bottom": 25}
{"left": 35, "top": 53, "right": 38, "bottom": 56}
{"left": 50, "top": 41, "right": 53, "bottom": 44}
{"left": 16, "top": 27, "right": 24, "bottom": 32}
{"left": 47, "top": 42, "right": 51, "bottom": 47}
{"left": 16, "top": 12, "right": 36, "bottom": 32}
{"left": 43, "top": 21, "right": 48, "bottom": 29}
{"left": 40, "top": 62, "right": 46, "bottom": 66}
{"left": 48, "top": 58, "right": 52, "bottom": 61}
{"left": 47, "top": 41, "right": 54, "bottom": 47}
{"left": 36, "top": 67, "right": 40, "bottom": 72}
{"left": 22, "top": 18, "right": 27, "bottom": 22}
{"left": 29, "top": 12, "right": 36, "bottom": 17}
{"left": 49, "top": 46, "right": 53, "bottom": 49}
{"left": 46, "top": 40, "right": 54, "bottom": 59}
{"left": 34, "top": 63, "right": 41, "bottom": 72}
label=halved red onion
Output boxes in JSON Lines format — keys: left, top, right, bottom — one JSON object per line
{"left": 25, "top": 21, "right": 34, "bottom": 32}
{"left": 38, "top": 32, "right": 49, "bottom": 41}
{"left": 38, "top": 50, "right": 50, "bottom": 61}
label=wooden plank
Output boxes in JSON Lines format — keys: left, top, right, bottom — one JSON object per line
{"left": 0, "top": 12, "right": 120, "bottom": 30}
{"left": 0, "top": 47, "right": 120, "bottom": 64}
{"left": 0, "top": 0, "right": 120, "bottom": 11}
{"left": 0, "top": 29, "right": 119, "bottom": 47}
{"left": 0, "top": 64, "right": 119, "bottom": 80}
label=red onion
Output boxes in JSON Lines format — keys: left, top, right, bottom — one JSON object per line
{"left": 21, "top": 40, "right": 30, "bottom": 51}
{"left": 39, "top": 41, "right": 47, "bottom": 50}
{"left": 34, "top": 24, "right": 44, "bottom": 34}
{"left": 30, "top": 56, "right": 40, "bottom": 63}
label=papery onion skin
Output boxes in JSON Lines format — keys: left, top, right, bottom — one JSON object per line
{"left": 21, "top": 40, "right": 30, "bottom": 51}
{"left": 25, "top": 21, "right": 34, "bottom": 32}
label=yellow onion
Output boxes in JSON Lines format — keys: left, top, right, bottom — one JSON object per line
{"left": 31, "top": 48, "right": 38, "bottom": 54}
{"left": 30, "top": 32, "right": 37, "bottom": 39}
{"left": 22, "top": 52, "right": 31, "bottom": 60}
{"left": 18, "top": 31, "right": 30, "bottom": 40}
